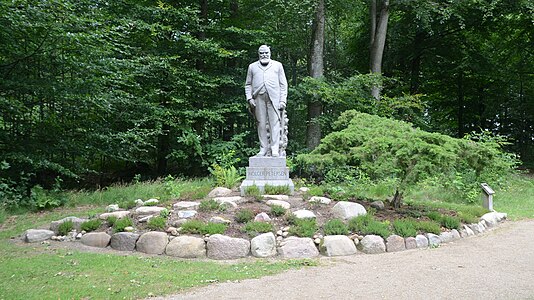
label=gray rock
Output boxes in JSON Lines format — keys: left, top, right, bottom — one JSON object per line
{"left": 135, "top": 199, "right": 144, "bottom": 206}
{"left": 426, "top": 233, "right": 442, "bottom": 247}
{"left": 81, "top": 232, "right": 111, "bottom": 248}
{"left": 463, "top": 225, "right": 475, "bottom": 236}
{"left": 459, "top": 229, "right": 468, "bottom": 238}
{"left": 405, "top": 237, "right": 417, "bottom": 250}
{"left": 266, "top": 200, "right": 291, "bottom": 209}
{"left": 138, "top": 215, "right": 153, "bottom": 223}
{"left": 50, "top": 217, "right": 87, "bottom": 233}
{"left": 124, "top": 226, "right": 135, "bottom": 232}
{"left": 144, "top": 199, "right": 159, "bottom": 206}
{"left": 278, "top": 237, "right": 319, "bottom": 259}
{"left": 173, "top": 201, "right": 200, "bottom": 210}
{"left": 214, "top": 196, "right": 244, "bottom": 204}
{"left": 357, "top": 235, "right": 386, "bottom": 254}
{"left": 332, "top": 202, "right": 367, "bottom": 220}
{"left": 135, "top": 206, "right": 166, "bottom": 215}
{"left": 165, "top": 236, "right": 206, "bottom": 258}
{"left": 263, "top": 195, "right": 289, "bottom": 201}
{"left": 439, "top": 231, "right": 454, "bottom": 243}
{"left": 309, "top": 196, "right": 332, "bottom": 205}
{"left": 110, "top": 232, "right": 139, "bottom": 251}
{"left": 209, "top": 216, "right": 232, "bottom": 224}
{"left": 386, "top": 235, "right": 406, "bottom": 252}
{"left": 106, "top": 204, "right": 120, "bottom": 212}
{"left": 293, "top": 209, "right": 316, "bottom": 219}
{"left": 370, "top": 200, "right": 385, "bottom": 210}
{"left": 415, "top": 234, "right": 429, "bottom": 248}
{"left": 469, "top": 223, "right": 482, "bottom": 234}
{"left": 207, "top": 234, "right": 250, "bottom": 259}
{"left": 207, "top": 187, "right": 233, "bottom": 198}
{"left": 250, "top": 232, "right": 277, "bottom": 258}
{"left": 136, "top": 232, "right": 168, "bottom": 254}
{"left": 320, "top": 235, "right": 357, "bottom": 257}
{"left": 99, "top": 211, "right": 130, "bottom": 220}
{"left": 254, "top": 212, "right": 271, "bottom": 222}
{"left": 177, "top": 210, "right": 197, "bottom": 219}
{"left": 481, "top": 212, "right": 507, "bottom": 228}
{"left": 451, "top": 229, "right": 461, "bottom": 240}
{"left": 299, "top": 187, "right": 310, "bottom": 193}
{"left": 495, "top": 212, "right": 507, "bottom": 222}
{"left": 24, "top": 229, "right": 55, "bottom": 243}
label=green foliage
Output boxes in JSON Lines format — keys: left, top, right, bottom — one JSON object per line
{"left": 426, "top": 211, "right": 443, "bottom": 222}
{"left": 113, "top": 218, "right": 134, "bottom": 233}
{"left": 348, "top": 214, "right": 391, "bottom": 239}
{"left": 159, "top": 209, "right": 170, "bottom": 219}
{"left": 413, "top": 220, "right": 442, "bottom": 235}
{"left": 235, "top": 209, "right": 255, "bottom": 223}
{"left": 270, "top": 205, "right": 287, "bottom": 217}
{"left": 441, "top": 215, "right": 461, "bottom": 230}
{"left": 457, "top": 211, "right": 479, "bottom": 224}
{"left": 147, "top": 216, "right": 167, "bottom": 231}
{"left": 392, "top": 219, "right": 417, "bottom": 237}
{"left": 106, "top": 216, "right": 118, "bottom": 227}
{"left": 289, "top": 219, "right": 318, "bottom": 238}
{"left": 323, "top": 219, "right": 349, "bottom": 235}
{"left": 0, "top": 209, "right": 6, "bottom": 225}
{"left": 119, "top": 199, "right": 137, "bottom": 210}
{"left": 200, "top": 223, "right": 227, "bottom": 235}
{"left": 180, "top": 220, "right": 205, "bottom": 234}
{"left": 80, "top": 219, "right": 102, "bottom": 232}
{"left": 143, "top": 201, "right": 159, "bottom": 207}
{"left": 199, "top": 199, "right": 220, "bottom": 212}
{"left": 31, "top": 181, "right": 67, "bottom": 210}
{"left": 211, "top": 165, "right": 244, "bottom": 189}
{"left": 58, "top": 221, "right": 74, "bottom": 236}
{"left": 243, "top": 221, "right": 274, "bottom": 236}
{"left": 163, "top": 175, "right": 181, "bottom": 199}
{"left": 264, "top": 185, "right": 291, "bottom": 195}
{"left": 244, "top": 185, "right": 262, "bottom": 201}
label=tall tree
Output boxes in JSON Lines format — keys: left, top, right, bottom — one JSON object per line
{"left": 369, "top": 0, "right": 389, "bottom": 100}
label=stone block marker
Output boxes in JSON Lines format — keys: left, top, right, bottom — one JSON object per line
{"left": 239, "top": 156, "right": 294, "bottom": 195}
{"left": 207, "top": 234, "right": 250, "bottom": 260}
{"left": 331, "top": 202, "right": 367, "bottom": 220}
{"left": 136, "top": 232, "right": 168, "bottom": 254}
{"left": 81, "top": 232, "right": 111, "bottom": 248}
{"left": 278, "top": 237, "right": 319, "bottom": 259}
{"left": 358, "top": 235, "right": 386, "bottom": 254}
{"left": 320, "top": 235, "right": 357, "bottom": 257}
{"left": 110, "top": 232, "right": 139, "bottom": 251}
{"left": 24, "top": 229, "right": 55, "bottom": 243}
{"left": 250, "top": 232, "right": 277, "bottom": 258}
{"left": 386, "top": 235, "right": 406, "bottom": 252}
{"left": 166, "top": 236, "right": 206, "bottom": 258}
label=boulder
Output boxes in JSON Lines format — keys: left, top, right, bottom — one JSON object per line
{"left": 209, "top": 216, "right": 232, "bottom": 224}
{"left": 106, "top": 204, "right": 120, "bottom": 212}
{"left": 451, "top": 229, "right": 461, "bottom": 240}
{"left": 207, "top": 187, "right": 233, "bottom": 198}
{"left": 426, "top": 233, "right": 442, "bottom": 247}
{"left": 439, "top": 231, "right": 454, "bottom": 243}
{"left": 263, "top": 195, "right": 289, "bottom": 201}
{"left": 463, "top": 225, "right": 475, "bottom": 236}
{"left": 136, "top": 232, "right": 168, "bottom": 254}
{"left": 386, "top": 235, "right": 406, "bottom": 252}
{"left": 81, "top": 232, "right": 111, "bottom": 248}
{"left": 468, "top": 223, "right": 483, "bottom": 234}
{"left": 415, "top": 234, "right": 429, "bottom": 248}
{"left": 214, "top": 196, "right": 244, "bottom": 204}
{"left": 320, "top": 235, "right": 357, "bottom": 257}
{"left": 299, "top": 187, "right": 310, "bottom": 193}
{"left": 99, "top": 211, "right": 130, "bottom": 220}
{"left": 293, "top": 209, "right": 316, "bottom": 219}
{"left": 254, "top": 212, "right": 271, "bottom": 222}
{"left": 357, "top": 235, "right": 386, "bottom": 254}
{"left": 110, "top": 232, "right": 139, "bottom": 251}
{"left": 177, "top": 210, "right": 197, "bottom": 219}
{"left": 332, "top": 202, "right": 367, "bottom": 220}
{"left": 166, "top": 236, "right": 206, "bottom": 258}
{"left": 309, "top": 196, "right": 332, "bottom": 205}
{"left": 144, "top": 199, "right": 159, "bottom": 205}
{"left": 50, "top": 217, "right": 87, "bottom": 233}
{"left": 278, "top": 237, "right": 319, "bottom": 259}
{"left": 370, "top": 201, "right": 385, "bottom": 210}
{"left": 24, "top": 229, "right": 55, "bottom": 243}
{"left": 135, "top": 206, "right": 166, "bottom": 215}
{"left": 266, "top": 200, "right": 291, "bottom": 209}
{"left": 480, "top": 212, "right": 506, "bottom": 228}
{"left": 250, "top": 232, "right": 277, "bottom": 258}
{"left": 405, "top": 237, "right": 417, "bottom": 250}
{"left": 207, "top": 235, "right": 250, "bottom": 260}
{"left": 173, "top": 201, "right": 200, "bottom": 210}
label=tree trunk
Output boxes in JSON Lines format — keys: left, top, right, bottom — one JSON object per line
{"left": 457, "top": 72, "right": 465, "bottom": 138}
{"left": 306, "top": 0, "right": 325, "bottom": 150}
{"left": 392, "top": 189, "right": 402, "bottom": 209}
{"left": 369, "top": 0, "right": 389, "bottom": 100}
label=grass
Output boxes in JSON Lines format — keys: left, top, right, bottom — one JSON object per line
{"left": 264, "top": 184, "right": 291, "bottom": 195}
{"left": 147, "top": 216, "right": 167, "bottom": 231}
{"left": 323, "top": 219, "right": 349, "bottom": 235}
{"left": 392, "top": 219, "right": 417, "bottom": 237}
{"left": 235, "top": 209, "right": 255, "bottom": 223}
{"left": 199, "top": 199, "right": 220, "bottom": 212}
{"left": 243, "top": 221, "right": 274, "bottom": 236}
{"left": 288, "top": 218, "right": 318, "bottom": 238}
{"left": 80, "top": 219, "right": 102, "bottom": 232}
{"left": 493, "top": 175, "right": 534, "bottom": 219}
{"left": 348, "top": 214, "right": 391, "bottom": 239}
{"left": 113, "top": 217, "right": 134, "bottom": 233}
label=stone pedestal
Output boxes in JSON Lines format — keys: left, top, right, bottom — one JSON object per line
{"left": 239, "top": 157, "right": 294, "bottom": 196}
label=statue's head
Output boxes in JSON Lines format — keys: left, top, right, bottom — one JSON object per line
{"left": 258, "top": 45, "right": 271, "bottom": 65}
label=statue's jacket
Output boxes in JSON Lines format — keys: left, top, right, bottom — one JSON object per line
{"left": 245, "top": 60, "right": 288, "bottom": 112}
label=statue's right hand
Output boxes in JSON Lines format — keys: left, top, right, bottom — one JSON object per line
{"left": 248, "top": 99, "right": 256, "bottom": 107}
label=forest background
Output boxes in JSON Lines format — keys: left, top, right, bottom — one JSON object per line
{"left": 1, "top": 0, "right": 532, "bottom": 209}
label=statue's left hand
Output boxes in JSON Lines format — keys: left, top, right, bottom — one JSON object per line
{"left": 279, "top": 102, "right": 286, "bottom": 110}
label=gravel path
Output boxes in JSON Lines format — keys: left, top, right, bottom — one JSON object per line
{"left": 159, "top": 220, "right": 534, "bottom": 300}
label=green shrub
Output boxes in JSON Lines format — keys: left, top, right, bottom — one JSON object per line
{"left": 200, "top": 222, "right": 227, "bottom": 235}
{"left": 199, "top": 199, "right": 220, "bottom": 211}
{"left": 163, "top": 175, "right": 182, "bottom": 198}
{"left": 113, "top": 217, "right": 134, "bottom": 233}
{"left": 147, "top": 216, "right": 167, "bottom": 231}
{"left": 244, "top": 185, "right": 262, "bottom": 201}
{"left": 348, "top": 214, "right": 391, "bottom": 239}
{"left": 107, "top": 216, "right": 118, "bottom": 226}
{"left": 270, "top": 205, "right": 287, "bottom": 217}
{"left": 243, "top": 221, "right": 274, "bottom": 236}
{"left": 143, "top": 200, "right": 159, "bottom": 206}
{"left": 119, "top": 199, "right": 137, "bottom": 210}
{"left": 31, "top": 185, "right": 67, "bottom": 210}
{"left": 457, "top": 211, "right": 479, "bottom": 224}
{"left": 235, "top": 209, "right": 255, "bottom": 223}
{"left": 289, "top": 218, "right": 318, "bottom": 238}
{"left": 180, "top": 220, "right": 204, "bottom": 234}
{"left": 0, "top": 209, "right": 6, "bottom": 225}
{"left": 264, "top": 184, "right": 291, "bottom": 195}
{"left": 392, "top": 219, "right": 417, "bottom": 237}
{"left": 80, "top": 219, "right": 102, "bottom": 232}
{"left": 58, "top": 220, "right": 74, "bottom": 236}
{"left": 323, "top": 219, "right": 349, "bottom": 235}
{"left": 159, "top": 208, "right": 171, "bottom": 219}
{"left": 414, "top": 220, "right": 441, "bottom": 235}
{"left": 426, "top": 211, "right": 442, "bottom": 222}
{"left": 211, "top": 164, "right": 244, "bottom": 189}
{"left": 441, "top": 215, "right": 461, "bottom": 229}
{"left": 285, "top": 213, "right": 298, "bottom": 225}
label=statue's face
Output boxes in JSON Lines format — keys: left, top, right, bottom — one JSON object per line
{"left": 258, "top": 45, "right": 271, "bottom": 64}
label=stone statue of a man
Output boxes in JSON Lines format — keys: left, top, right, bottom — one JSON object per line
{"left": 245, "top": 45, "right": 288, "bottom": 157}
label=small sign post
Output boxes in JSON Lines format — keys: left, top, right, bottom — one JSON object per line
{"left": 480, "top": 183, "right": 495, "bottom": 211}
